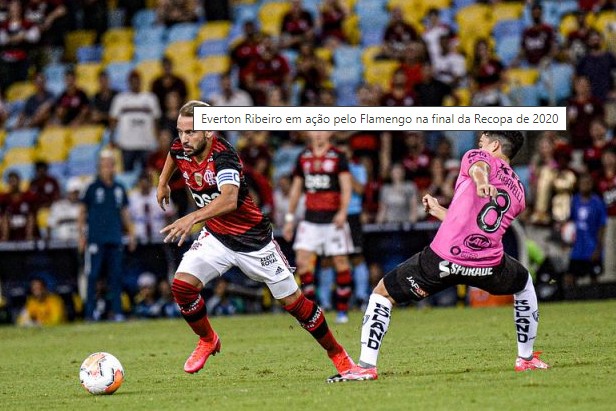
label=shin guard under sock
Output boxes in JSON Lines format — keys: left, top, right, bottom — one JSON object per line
{"left": 171, "top": 278, "right": 215, "bottom": 340}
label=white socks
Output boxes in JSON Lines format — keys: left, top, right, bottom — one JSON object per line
{"left": 513, "top": 274, "right": 539, "bottom": 359}
{"left": 358, "top": 293, "right": 393, "bottom": 368}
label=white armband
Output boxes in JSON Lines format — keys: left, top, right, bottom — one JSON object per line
{"left": 217, "top": 169, "right": 240, "bottom": 190}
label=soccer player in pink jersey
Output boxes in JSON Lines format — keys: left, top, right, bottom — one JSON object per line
{"left": 329, "top": 131, "right": 550, "bottom": 382}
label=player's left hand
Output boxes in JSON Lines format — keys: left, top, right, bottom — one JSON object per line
{"left": 476, "top": 183, "right": 497, "bottom": 199}
{"left": 160, "top": 215, "right": 196, "bottom": 246}
{"left": 333, "top": 210, "right": 347, "bottom": 228}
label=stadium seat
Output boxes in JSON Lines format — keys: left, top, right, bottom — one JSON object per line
{"left": 332, "top": 66, "right": 363, "bottom": 88}
{"left": 364, "top": 60, "right": 397, "bottom": 90}
{"left": 337, "top": 13, "right": 357, "bottom": 45}
{"left": 280, "top": 49, "right": 298, "bottom": 67}
{"left": 167, "top": 22, "right": 199, "bottom": 43}
{"left": 134, "top": 43, "right": 166, "bottom": 62}
{"left": 495, "top": 34, "right": 520, "bottom": 66}
{"left": 106, "top": 62, "right": 136, "bottom": 92}
{"left": 76, "top": 62, "right": 102, "bottom": 97}
{"left": 361, "top": 27, "right": 384, "bottom": 47}
{"left": 555, "top": 0, "right": 580, "bottom": 20}
{"left": 357, "top": 0, "right": 387, "bottom": 16}
{"left": 103, "top": 43, "right": 134, "bottom": 64}
{"left": 492, "top": 19, "right": 525, "bottom": 42}
{"left": 456, "top": 3, "right": 494, "bottom": 39}
{"left": 200, "top": 74, "right": 222, "bottom": 100}
{"left": 335, "top": 84, "right": 358, "bottom": 106}
{"left": 258, "top": 2, "right": 291, "bottom": 35}
{"left": 509, "top": 84, "right": 539, "bottom": 106}
{"left": 453, "top": 0, "right": 475, "bottom": 10}
{"left": 70, "top": 125, "right": 105, "bottom": 147}
{"left": 165, "top": 41, "right": 196, "bottom": 66}
{"left": 44, "top": 63, "right": 68, "bottom": 96}
{"left": 5, "top": 81, "right": 36, "bottom": 102}
{"left": 444, "top": 130, "right": 476, "bottom": 157}
{"left": 592, "top": 10, "right": 616, "bottom": 34}
{"left": 2, "top": 147, "right": 36, "bottom": 166}
{"left": 233, "top": 3, "right": 259, "bottom": 24}
{"left": 361, "top": 45, "right": 383, "bottom": 65}
{"left": 196, "top": 56, "right": 231, "bottom": 77}
{"left": 36, "top": 143, "right": 68, "bottom": 163}
{"left": 492, "top": 2, "right": 524, "bottom": 22}
{"left": 102, "top": 28, "right": 134, "bottom": 47}
{"left": 0, "top": 129, "right": 5, "bottom": 146}
{"left": 197, "top": 39, "right": 229, "bottom": 58}
{"left": 4, "top": 128, "right": 39, "bottom": 149}
{"left": 132, "top": 9, "right": 157, "bottom": 28}
{"left": 67, "top": 144, "right": 101, "bottom": 177}
{"left": 134, "top": 26, "right": 166, "bottom": 46}
{"left": 3, "top": 163, "right": 35, "bottom": 182}
{"left": 135, "top": 60, "right": 163, "bottom": 89}
{"left": 505, "top": 67, "right": 539, "bottom": 87}
{"left": 64, "top": 30, "right": 97, "bottom": 62}
{"left": 333, "top": 46, "right": 362, "bottom": 67}
{"left": 47, "top": 161, "right": 67, "bottom": 181}
{"left": 76, "top": 45, "right": 103, "bottom": 63}
{"left": 197, "top": 21, "right": 232, "bottom": 43}
{"left": 537, "top": 62, "right": 574, "bottom": 105}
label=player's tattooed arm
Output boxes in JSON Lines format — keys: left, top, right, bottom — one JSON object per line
{"left": 470, "top": 161, "right": 497, "bottom": 199}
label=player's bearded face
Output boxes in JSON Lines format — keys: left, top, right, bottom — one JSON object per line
{"left": 177, "top": 115, "right": 211, "bottom": 157}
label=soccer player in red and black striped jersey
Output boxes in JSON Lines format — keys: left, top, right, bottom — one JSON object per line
{"left": 157, "top": 101, "right": 353, "bottom": 375}
{"left": 283, "top": 131, "right": 354, "bottom": 324}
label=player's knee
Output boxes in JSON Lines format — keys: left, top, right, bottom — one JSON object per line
{"left": 171, "top": 277, "right": 201, "bottom": 305}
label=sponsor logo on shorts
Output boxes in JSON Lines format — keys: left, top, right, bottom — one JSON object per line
{"left": 463, "top": 234, "right": 492, "bottom": 251}
{"left": 438, "top": 261, "right": 493, "bottom": 278}
{"left": 275, "top": 266, "right": 285, "bottom": 275}
{"left": 405, "top": 276, "right": 428, "bottom": 298}
{"left": 190, "top": 241, "right": 202, "bottom": 251}
{"left": 260, "top": 252, "right": 277, "bottom": 267}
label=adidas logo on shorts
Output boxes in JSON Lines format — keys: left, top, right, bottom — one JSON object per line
{"left": 275, "top": 266, "right": 285, "bottom": 275}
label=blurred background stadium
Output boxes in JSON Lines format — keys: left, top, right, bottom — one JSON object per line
{"left": 0, "top": 0, "right": 615, "bottom": 326}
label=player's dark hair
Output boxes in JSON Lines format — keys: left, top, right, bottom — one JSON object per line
{"left": 179, "top": 100, "right": 210, "bottom": 117}
{"left": 483, "top": 131, "right": 524, "bottom": 159}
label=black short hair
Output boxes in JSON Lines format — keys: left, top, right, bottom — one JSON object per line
{"left": 483, "top": 131, "right": 525, "bottom": 159}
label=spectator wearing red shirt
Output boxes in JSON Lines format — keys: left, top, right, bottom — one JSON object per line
{"left": 230, "top": 20, "right": 264, "bottom": 91}
{"left": 471, "top": 38, "right": 504, "bottom": 90}
{"left": 319, "top": 0, "right": 347, "bottom": 45}
{"left": 597, "top": 146, "right": 616, "bottom": 281}
{"left": 146, "top": 129, "right": 188, "bottom": 217}
{"left": 584, "top": 118, "right": 613, "bottom": 176}
{"left": 0, "top": 0, "right": 40, "bottom": 91}
{"left": 576, "top": 29, "right": 616, "bottom": 102}
{"left": 566, "top": 11, "right": 591, "bottom": 62}
{"left": 567, "top": 76, "right": 605, "bottom": 150}
{"left": 24, "top": 0, "right": 67, "bottom": 47}
{"left": 380, "top": 6, "right": 420, "bottom": 60}
{"left": 245, "top": 36, "right": 291, "bottom": 105}
{"left": 295, "top": 41, "right": 328, "bottom": 106}
{"left": 414, "top": 62, "right": 452, "bottom": 107}
{"left": 54, "top": 69, "right": 90, "bottom": 126}
{"left": 0, "top": 171, "right": 36, "bottom": 241}
{"left": 381, "top": 69, "right": 417, "bottom": 107}
{"left": 518, "top": 3, "right": 556, "bottom": 66}
{"left": 400, "top": 131, "right": 433, "bottom": 192}
{"left": 28, "top": 161, "right": 60, "bottom": 209}
{"left": 280, "top": 0, "right": 315, "bottom": 50}
{"left": 151, "top": 57, "right": 188, "bottom": 113}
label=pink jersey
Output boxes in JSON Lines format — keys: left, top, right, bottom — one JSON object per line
{"left": 430, "top": 149, "right": 526, "bottom": 267}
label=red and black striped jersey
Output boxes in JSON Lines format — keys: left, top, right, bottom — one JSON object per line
{"left": 292, "top": 145, "right": 349, "bottom": 223}
{"left": 170, "top": 135, "right": 272, "bottom": 252}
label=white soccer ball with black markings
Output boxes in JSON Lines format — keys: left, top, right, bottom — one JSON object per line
{"left": 79, "top": 352, "right": 124, "bottom": 395}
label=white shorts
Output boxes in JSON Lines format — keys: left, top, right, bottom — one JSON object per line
{"left": 176, "top": 229, "right": 298, "bottom": 299}
{"left": 293, "top": 221, "right": 354, "bottom": 256}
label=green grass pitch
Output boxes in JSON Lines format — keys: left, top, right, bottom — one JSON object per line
{"left": 1, "top": 300, "right": 615, "bottom": 410}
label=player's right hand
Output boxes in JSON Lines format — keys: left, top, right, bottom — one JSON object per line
{"left": 157, "top": 184, "right": 171, "bottom": 211}
{"left": 282, "top": 222, "right": 294, "bottom": 242}
{"left": 422, "top": 194, "right": 439, "bottom": 213}
{"left": 476, "top": 183, "right": 497, "bottom": 199}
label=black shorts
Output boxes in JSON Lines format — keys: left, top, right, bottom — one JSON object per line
{"left": 568, "top": 259, "right": 602, "bottom": 278}
{"left": 347, "top": 213, "right": 363, "bottom": 254}
{"left": 383, "top": 247, "right": 529, "bottom": 304}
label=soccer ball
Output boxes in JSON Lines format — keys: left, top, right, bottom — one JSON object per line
{"left": 79, "top": 352, "right": 124, "bottom": 395}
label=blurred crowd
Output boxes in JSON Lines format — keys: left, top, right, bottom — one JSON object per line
{"left": 1, "top": 0, "right": 616, "bottom": 324}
